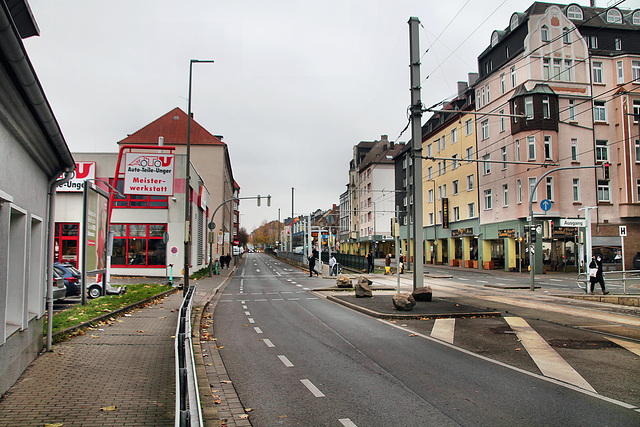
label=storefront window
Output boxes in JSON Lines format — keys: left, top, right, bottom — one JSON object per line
{"left": 54, "top": 223, "right": 79, "bottom": 267}
{"left": 110, "top": 179, "right": 168, "bottom": 208}
{"left": 111, "top": 223, "right": 167, "bottom": 267}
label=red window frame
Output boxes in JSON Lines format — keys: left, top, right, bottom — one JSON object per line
{"left": 54, "top": 222, "right": 79, "bottom": 268}
{"left": 110, "top": 178, "right": 168, "bottom": 209}
{"left": 110, "top": 223, "right": 167, "bottom": 268}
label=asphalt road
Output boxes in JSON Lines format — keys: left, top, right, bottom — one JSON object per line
{"left": 213, "top": 253, "right": 640, "bottom": 426}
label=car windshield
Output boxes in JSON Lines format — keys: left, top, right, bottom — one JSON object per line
{"left": 66, "top": 266, "right": 81, "bottom": 275}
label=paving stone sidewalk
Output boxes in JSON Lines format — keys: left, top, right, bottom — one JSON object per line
{"left": 0, "top": 292, "right": 182, "bottom": 426}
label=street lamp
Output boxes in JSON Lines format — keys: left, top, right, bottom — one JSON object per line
{"left": 184, "top": 59, "right": 214, "bottom": 294}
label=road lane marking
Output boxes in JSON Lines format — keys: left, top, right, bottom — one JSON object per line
{"left": 300, "top": 379, "right": 325, "bottom": 397}
{"left": 296, "top": 284, "right": 303, "bottom": 287}
{"left": 254, "top": 327, "right": 263, "bottom": 334}
{"left": 303, "top": 288, "right": 311, "bottom": 290}
{"left": 278, "top": 355, "right": 294, "bottom": 367}
{"left": 606, "top": 337, "right": 640, "bottom": 357}
{"left": 288, "top": 298, "right": 300, "bottom": 301}
{"left": 248, "top": 318, "right": 255, "bottom": 324}
{"left": 242, "top": 305, "right": 248, "bottom": 309}
{"left": 431, "top": 318, "right": 455, "bottom": 344}
{"left": 477, "top": 280, "right": 488, "bottom": 283}
{"left": 244, "top": 311, "right": 251, "bottom": 316}
{"left": 504, "top": 317, "right": 596, "bottom": 392}
{"left": 262, "top": 339, "right": 274, "bottom": 348}
{"left": 549, "top": 278, "right": 563, "bottom": 282}
{"left": 339, "top": 419, "right": 357, "bottom": 427}
{"left": 255, "top": 299, "right": 268, "bottom": 302}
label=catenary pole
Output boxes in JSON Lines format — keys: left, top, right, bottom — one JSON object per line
{"left": 409, "top": 17, "right": 424, "bottom": 290}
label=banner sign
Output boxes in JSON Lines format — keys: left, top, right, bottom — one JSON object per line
{"left": 498, "top": 229, "right": 515, "bottom": 238}
{"left": 57, "top": 162, "right": 96, "bottom": 192}
{"left": 123, "top": 153, "right": 174, "bottom": 196}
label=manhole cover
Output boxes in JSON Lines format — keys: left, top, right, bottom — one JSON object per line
{"left": 548, "top": 339, "right": 618, "bottom": 350}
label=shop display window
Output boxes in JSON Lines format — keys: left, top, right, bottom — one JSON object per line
{"left": 54, "top": 223, "right": 79, "bottom": 267}
{"left": 111, "top": 223, "right": 167, "bottom": 267}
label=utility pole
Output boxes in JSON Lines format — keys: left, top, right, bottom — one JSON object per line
{"left": 409, "top": 17, "right": 424, "bottom": 290}
{"left": 290, "top": 187, "right": 294, "bottom": 253}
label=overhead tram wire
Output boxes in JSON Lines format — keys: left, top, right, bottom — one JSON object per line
{"left": 419, "top": 0, "right": 471, "bottom": 61}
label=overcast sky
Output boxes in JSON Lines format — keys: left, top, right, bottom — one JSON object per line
{"left": 25, "top": 0, "right": 640, "bottom": 232}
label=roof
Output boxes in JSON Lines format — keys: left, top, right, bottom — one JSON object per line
{"left": 118, "top": 107, "right": 225, "bottom": 147}
{"left": 511, "top": 82, "right": 556, "bottom": 99}
{"left": 358, "top": 136, "right": 405, "bottom": 172}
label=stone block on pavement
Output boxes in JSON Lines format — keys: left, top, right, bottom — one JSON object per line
{"left": 412, "top": 286, "right": 433, "bottom": 302}
{"left": 336, "top": 275, "right": 352, "bottom": 288}
{"left": 354, "top": 276, "right": 373, "bottom": 298}
{"left": 392, "top": 292, "right": 416, "bottom": 311}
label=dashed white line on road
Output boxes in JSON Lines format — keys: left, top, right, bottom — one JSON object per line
{"left": 459, "top": 277, "right": 469, "bottom": 281}
{"left": 477, "top": 280, "right": 488, "bottom": 283}
{"left": 248, "top": 318, "right": 255, "bottom": 324}
{"left": 300, "top": 379, "right": 325, "bottom": 397}
{"left": 254, "top": 327, "right": 263, "bottom": 334}
{"left": 288, "top": 298, "right": 300, "bottom": 301}
{"left": 296, "top": 284, "right": 303, "bottom": 287}
{"left": 278, "top": 355, "right": 294, "bottom": 367}
{"left": 262, "top": 339, "right": 274, "bottom": 348}
{"left": 549, "top": 278, "right": 564, "bottom": 282}
{"left": 307, "top": 297, "right": 318, "bottom": 300}
{"left": 251, "top": 292, "right": 262, "bottom": 295}
{"left": 255, "top": 299, "right": 268, "bottom": 302}
{"left": 339, "top": 419, "right": 358, "bottom": 427}
{"left": 244, "top": 311, "right": 251, "bottom": 316}
{"left": 272, "top": 298, "right": 284, "bottom": 301}
{"left": 303, "top": 288, "right": 311, "bottom": 290}
{"left": 242, "top": 305, "right": 248, "bottom": 309}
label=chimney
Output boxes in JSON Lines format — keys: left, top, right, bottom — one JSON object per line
{"left": 468, "top": 72, "right": 479, "bottom": 87}
{"left": 158, "top": 136, "right": 164, "bottom": 146}
{"left": 457, "top": 81, "right": 468, "bottom": 98}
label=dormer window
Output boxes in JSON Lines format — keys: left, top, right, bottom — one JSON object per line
{"left": 633, "top": 11, "right": 640, "bottom": 25}
{"left": 606, "top": 8, "right": 622, "bottom": 23}
{"left": 563, "top": 27, "right": 571, "bottom": 44}
{"left": 566, "top": 5, "right": 583, "bottom": 20}
{"left": 510, "top": 13, "right": 519, "bottom": 31}
{"left": 491, "top": 31, "right": 499, "bottom": 47}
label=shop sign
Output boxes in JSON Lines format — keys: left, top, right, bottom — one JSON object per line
{"left": 560, "top": 218, "right": 586, "bottom": 228}
{"left": 442, "top": 198, "right": 449, "bottom": 229}
{"left": 452, "top": 227, "right": 474, "bottom": 237}
{"left": 123, "top": 153, "right": 174, "bottom": 196}
{"left": 498, "top": 229, "right": 515, "bottom": 238}
{"left": 57, "top": 162, "right": 96, "bottom": 192}
{"left": 552, "top": 226, "right": 577, "bottom": 237}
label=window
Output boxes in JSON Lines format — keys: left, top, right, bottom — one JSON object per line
{"left": 500, "top": 109, "right": 506, "bottom": 132}
{"left": 544, "top": 135, "right": 552, "bottom": 160}
{"left": 589, "top": 36, "right": 598, "bottom": 49}
{"left": 483, "top": 154, "right": 491, "bottom": 175}
{"left": 510, "top": 13, "right": 519, "bottom": 30}
{"left": 571, "top": 138, "right": 578, "bottom": 162}
{"left": 112, "top": 179, "right": 168, "bottom": 208}
{"left": 438, "top": 162, "right": 442, "bottom": 176}
{"left": 505, "top": 45, "right": 510, "bottom": 59}
{"left": 465, "top": 119, "right": 473, "bottom": 135}
{"left": 542, "top": 96, "right": 550, "bottom": 119}
{"left": 468, "top": 202, "right": 475, "bottom": 218}
{"left": 569, "top": 99, "right": 576, "bottom": 121}
{"left": 428, "top": 212, "right": 433, "bottom": 225}
{"left": 567, "top": 5, "right": 583, "bottom": 20}
{"left": 594, "top": 101, "right": 606, "bottom": 122}
{"left": 592, "top": 61, "right": 603, "bottom": 83}
{"left": 503, "top": 184, "right": 509, "bottom": 207}
{"left": 427, "top": 143, "right": 433, "bottom": 157}
{"left": 481, "top": 87, "right": 485, "bottom": 106}
{"left": 484, "top": 189, "right": 492, "bottom": 210}
{"left": 615, "top": 38, "right": 622, "bottom": 51}
{"left": 564, "top": 59, "right": 573, "bottom": 81}
{"left": 617, "top": 60, "right": 624, "bottom": 84}
{"left": 597, "top": 180, "right": 610, "bottom": 202}
{"left": 451, "top": 128, "right": 457, "bottom": 144}
{"left": 438, "top": 186, "right": 442, "bottom": 200}
{"left": 428, "top": 166, "right": 433, "bottom": 180}
{"left": 635, "top": 139, "right": 640, "bottom": 163}
{"left": 563, "top": 27, "right": 571, "bottom": 44}
{"left": 637, "top": 179, "right": 640, "bottom": 202}
{"left": 546, "top": 176, "right": 554, "bottom": 200}
{"left": 595, "top": 140, "right": 608, "bottom": 162}
{"left": 634, "top": 11, "right": 640, "bottom": 25}
{"left": 573, "top": 178, "right": 580, "bottom": 202}
{"left": 529, "top": 177, "right": 538, "bottom": 202}
{"left": 486, "top": 84, "right": 490, "bottom": 104}
{"left": 633, "top": 61, "right": 640, "bottom": 82}
{"left": 500, "top": 73, "right": 506, "bottom": 93}
{"left": 111, "top": 224, "right": 167, "bottom": 267}
{"left": 452, "top": 154, "right": 459, "bottom": 170}
{"left": 517, "top": 179, "right": 522, "bottom": 204}
{"left": 515, "top": 139, "right": 521, "bottom": 161}
{"left": 525, "top": 96, "right": 533, "bottom": 119}
{"left": 553, "top": 59, "right": 562, "bottom": 80}
{"left": 501, "top": 146, "right": 507, "bottom": 169}
{"left": 467, "top": 174, "right": 474, "bottom": 191}
{"left": 428, "top": 189, "right": 434, "bottom": 204}
{"left": 453, "top": 180, "right": 459, "bottom": 195}
{"left": 527, "top": 136, "right": 536, "bottom": 160}
{"left": 541, "top": 25, "right": 549, "bottom": 42}
{"left": 453, "top": 206, "right": 460, "bottom": 222}
{"left": 607, "top": 9, "right": 622, "bottom": 23}
{"left": 511, "top": 66, "right": 516, "bottom": 87}
{"left": 491, "top": 31, "right": 499, "bottom": 47}
{"left": 481, "top": 119, "right": 489, "bottom": 140}
{"left": 543, "top": 58, "right": 550, "bottom": 80}
{"left": 465, "top": 147, "right": 474, "bottom": 162}
{"left": 443, "top": 184, "right": 447, "bottom": 198}
{"left": 634, "top": 101, "right": 640, "bottom": 123}
{"left": 54, "top": 223, "right": 80, "bottom": 267}
{"left": 513, "top": 102, "right": 518, "bottom": 123}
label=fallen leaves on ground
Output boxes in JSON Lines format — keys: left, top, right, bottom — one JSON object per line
{"left": 99, "top": 406, "right": 117, "bottom": 411}
{"left": 44, "top": 423, "right": 63, "bottom": 427}
{"left": 221, "top": 380, "right": 232, "bottom": 384}
{"left": 239, "top": 414, "right": 249, "bottom": 419}
{"left": 215, "top": 345, "right": 224, "bottom": 349}
{"left": 212, "top": 395, "right": 222, "bottom": 404}
{"left": 515, "top": 348, "right": 522, "bottom": 351}
{"left": 409, "top": 334, "right": 418, "bottom": 337}
{"left": 137, "top": 330, "right": 146, "bottom": 333}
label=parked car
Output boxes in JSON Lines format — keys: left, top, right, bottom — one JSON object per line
{"left": 87, "top": 274, "right": 126, "bottom": 299}
{"left": 52, "top": 269, "right": 67, "bottom": 301}
{"left": 53, "top": 262, "right": 81, "bottom": 296}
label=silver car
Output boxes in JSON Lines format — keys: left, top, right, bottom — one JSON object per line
{"left": 52, "top": 269, "right": 67, "bottom": 301}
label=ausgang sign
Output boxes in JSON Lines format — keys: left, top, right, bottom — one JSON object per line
{"left": 560, "top": 218, "right": 587, "bottom": 227}
{"left": 123, "top": 153, "right": 175, "bottom": 196}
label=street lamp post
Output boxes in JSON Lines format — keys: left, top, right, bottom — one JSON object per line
{"left": 184, "top": 59, "right": 214, "bottom": 294}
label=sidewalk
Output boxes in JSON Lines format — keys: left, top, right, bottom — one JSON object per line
{"left": 0, "top": 263, "right": 237, "bottom": 427}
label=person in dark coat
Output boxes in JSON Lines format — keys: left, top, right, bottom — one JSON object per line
{"left": 366, "top": 251, "right": 374, "bottom": 273}
{"left": 589, "top": 255, "right": 608, "bottom": 295}
{"left": 308, "top": 249, "right": 319, "bottom": 277}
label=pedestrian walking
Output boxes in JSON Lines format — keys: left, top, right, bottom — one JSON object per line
{"left": 384, "top": 253, "right": 391, "bottom": 275}
{"left": 309, "top": 249, "right": 319, "bottom": 277}
{"left": 589, "top": 255, "right": 609, "bottom": 295}
{"left": 329, "top": 254, "right": 337, "bottom": 276}
{"left": 399, "top": 253, "right": 404, "bottom": 274}
{"left": 366, "top": 251, "right": 374, "bottom": 274}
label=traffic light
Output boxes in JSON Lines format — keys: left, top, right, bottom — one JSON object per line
{"left": 267, "top": 195, "right": 271, "bottom": 207}
{"left": 257, "top": 195, "right": 261, "bottom": 206}
{"left": 530, "top": 227, "right": 537, "bottom": 244}
{"left": 603, "top": 162, "right": 610, "bottom": 180}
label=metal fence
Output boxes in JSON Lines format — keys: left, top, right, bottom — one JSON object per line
{"left": 175, "top": 286, "right": 202, "bottom": 426}
{"left": 577, "top": 269, "right": 640, "bottom": 294}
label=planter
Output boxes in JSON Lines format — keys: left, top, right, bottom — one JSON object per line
{"left": 473, "top": 260, "right": 478, "bottom": 268}
{"left": 484, "top": 261, "right": 495, "bottom": 270}
{"left": 465, "top": 260, "right": 473, "bottom": 268}
{"left": 450, "top": 259, "right": 457, "bottom": 267}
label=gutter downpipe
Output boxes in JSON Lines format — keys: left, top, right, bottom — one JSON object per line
{"left": 46, "top": 169, "right": 74, "bottom": 351}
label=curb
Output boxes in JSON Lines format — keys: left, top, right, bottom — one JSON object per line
{"left": 324, "top": 293, "right": 502, "bottom": 320}
{"left": 50, "top": 287, "right": 178, "bottom": 343}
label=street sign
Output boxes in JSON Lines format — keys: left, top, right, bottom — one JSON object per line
{"left": 560, "top": 218, "right": 586, "bottom": 227}
{"left": 620, "top": 225, "right": 627, "bottom": 237}
{"left": 540, "top": 199, "right": 552, "bottom": 211}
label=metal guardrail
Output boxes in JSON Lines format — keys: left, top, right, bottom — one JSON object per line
{"left": 175, "top": 286, "right": 202, "bottom": 426}
{"left": 577, "top": 269, "right": 640, "bottom": 294}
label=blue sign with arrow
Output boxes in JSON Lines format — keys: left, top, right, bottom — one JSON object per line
{"left": 540, "top": 199, "right": 552, "bottom": 212}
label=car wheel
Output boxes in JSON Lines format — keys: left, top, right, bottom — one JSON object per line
{"left": 87, "top": 285, "right": 102, "bottom": 299}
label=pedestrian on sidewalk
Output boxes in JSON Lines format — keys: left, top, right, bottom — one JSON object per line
{"left": 309, "top": 249, "right": 319, "bottom": 277}
{"left": 384, "top": 253, "right": 391, "bottom": 275}
{"left": 589, "top": 255, "right": 609, "bottom": 295}
{"left": 329, "top": 254, "right": 337, "bottom": 276}
{"left": 366, "top": 251, "right": 374, "bottom": 274}
{"left": 399, "top": 253, "right": 404, "bottom": 274}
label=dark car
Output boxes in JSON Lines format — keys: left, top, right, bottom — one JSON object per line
{"left": 53, "top": 262, "right": 81, "bottom": 296}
